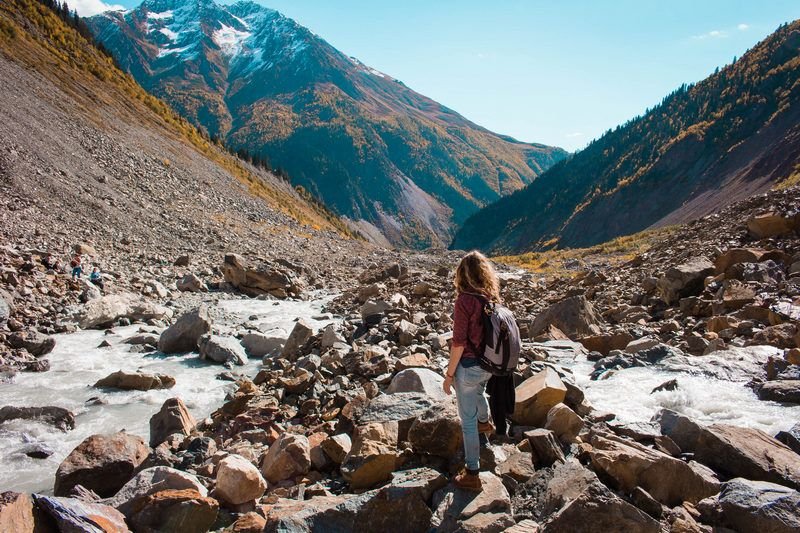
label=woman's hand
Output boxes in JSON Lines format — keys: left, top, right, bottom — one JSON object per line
{"left": 443, "top": 375, "right": 454, "bottom": 395}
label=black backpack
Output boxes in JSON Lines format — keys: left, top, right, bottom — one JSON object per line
{"left": 467, "top": 293, "right": 522, "bottom": 376}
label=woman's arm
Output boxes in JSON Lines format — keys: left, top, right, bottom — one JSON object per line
{"left": 443, "top": 344, "right": 464, "bottom": 395}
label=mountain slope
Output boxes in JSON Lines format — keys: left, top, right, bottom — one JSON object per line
{"left": 86, "top": 0, "right": 567, "bottom": 248}
{"left": 453, "top": 20, "right": 800, "bottom": 253}
{"left": 0, "top": 0, "right": 355, "bottom": 272}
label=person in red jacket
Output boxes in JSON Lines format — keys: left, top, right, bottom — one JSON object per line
{"left": 443, "top": 250, "right": 500, "bottom": 492}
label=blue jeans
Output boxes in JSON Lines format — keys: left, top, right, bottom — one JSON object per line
{"left": 455, "top": 362, "right": 491, "bottom": 471}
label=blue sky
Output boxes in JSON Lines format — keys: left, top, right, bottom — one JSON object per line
{"left": 82, "top": 0, "right": 800, "bottom": 151}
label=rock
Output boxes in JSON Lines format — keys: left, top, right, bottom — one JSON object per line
{"left": 753, "top": 323, "right": 799, "bottom": 349}
{"left": 241, "top": 332, "right": 285, "bottom": 358}
{"left": 588, "top": 431, "right": 720, "bottom": 505}
{"left": 128, "top": 489, "right": 218, "bottom": 533}
{"left": 775, "top": 423, "right": 800, "bottom": 455}
{"left": 706, "top": 315, "right": 739, "bottom": 333}
{"left": 0, "top": 405, "right": 75, "bottom": 431}
{"left": 529, "top": 296, "right": 603, "bottom": 339}
{"left": 497, "top": 451, "right": 536, "bottom": 483}
{"left": 544, "top": 403, "right": 583, "bottom": 443}
{"left": 198, "top": 334, "right": 247, "bottom": 366}
{"left": 387, "top": 368, "right": 446, "bottom": 400}
{"left": 149, "top": 397, "right": 196, "bottom": 447}
{"left": 542, "top": 482, "right": 660, "bottom": 533}
{"left": 124, "top": 333, "right": 160, "bottom": 346}
{"left": 229, "top": 512, "right": 266, "bottom": 532}
{"left": 222, "top": 253, "right": 302, "bottom": 298}
{"left": 145, "top": 279, "right": 169, "bottom": 298}
{"left": 55, "top": 431, "right": 150, "bottom": 497}
{"left": 396, "top": 353, "right": 430, "bottom": 370}
{"left": 341, "top": 421, "right": 399, "bottom": 489}
{"left": 361, "top": 299, "right": 392, "bottom": 321}
{"left": 656, "top": 258, "right": 715, "bottom": 304}
{"left": 260, "top": 433, "right": 311, "bottom": 484}
{"left": 432, "top": 472, "right": 511, "bottom": 532}
{"left": 578, "top": 332, "right": 632, "bottom": 356}
{"left": 408, "top": 398, "right": 462, "bottom": 457}
{"left": 396, "top": 319, "right": 419, "bottom": 346}
{"left": 747, "top": 212, "right": 795, "bottom": 239}
{"left": 321, "top": 434, "right": 352, "bottom": 465}
{"left": 102, "top": 466, "right": 207, "bottom": 517}
{"left": 697, "top": 478, "right": 800, "bottom": 533}
{"left": 158, "top": 305, "right": 212, "bottom": 354}
{"left": 76, "top": 293, "right": 171, "bottom": 329}
{"left": 505, "top": 520, "right": 541, "bottom": 533}
{"left": 353, "top": 392, "right": 438, "bottom": 436}
{"left": 512, "top": 368, "right": 567, "bottom": 426}
{"left": 281, "top": 319, "right": 314, "bottom": 359}
{"left": 786, "top": 348, "right": 800, "bottom": 365}
{"left": 659, "top": 345, "right": 778, "bottom": 381}
{"left": 456, "top": 512, "right": 516, "bottom": 532}
{"left": 511, "top": 459, "right": 598, "bottom": 522}
{"left": 719, "top": 280, "right": 757, "bottom": 310}
{"left": 8, "top": 331, "right": 55, "bottom": 357}
{"left": 0, "top": 293, "right": 11, "bottom": 325}
{"left": 525, "top": 429, "right": 565, "bottom": 467}
{"left": 215, "top": 454, "right": 267, "bottom": 505}
{"left": 715, "top": 248, "right": 767, "bottom": 275}
{"left": 0, "top": 492, "right": 34, "bottom": 533}
{"left": 176, "top": 273, "right": 206, "bottom": 292}
{"left": 651, "top": 379, "right": 679, "bottom": 393}
{"left": 279, "top": 368, "right": 314, "bottom": 394}
{"left": 34, "top": 494, "right": 129, "bottom": 532}
{"left": 94, "top": 370, "right": 175, "bottom": 391}
{"left": 758, "top": 380, "right": 800, "bottom": 403}
{"left": 173, "top": 254, "right": 190, "bottom": 266}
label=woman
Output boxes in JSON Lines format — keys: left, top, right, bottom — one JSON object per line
{"left": 443, "top": 251, "right": 500, "bottom": 492}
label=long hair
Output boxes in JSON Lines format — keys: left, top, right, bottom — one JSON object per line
{"left": 454, "top": 251, "right": 501, "bottom": 302}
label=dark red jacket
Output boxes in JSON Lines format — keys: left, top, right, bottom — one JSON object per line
{"left": 452, "top": 292, "right": 486, "bottom": 358}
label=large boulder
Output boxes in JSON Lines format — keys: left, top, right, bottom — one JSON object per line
{"left": 544, "top": 403, "right": 583, "bottom": 443}
{"left": 176, "top": 273, "right": 206, "bottom": 292}
{"left": 353, "top": 392, "right": 438, "bottom": 439}
{"left": 747, "top": 212, "right": 795, "bottom": 239}
{"left": 529, "top": 296, "right": 603, "bottom": 339}
{"left": 341, "top": 421, "right": 399, "bottom": 489}
{"left": 54, "top": 431, "right": 150, "bottom": 497}
{"left": 0, "top": 405, "right": 75, "bottom": 431}
{"left": 33, "top": 495, "right": 129, "bottom": 532}
{"left": 511, "top": 459, "right": 598, "bottom": 522}
{"left": 512, "top": 368, "right": 567, "bottom": 426}
{"left": 128, "top": 489, "right": 218, "bottom": 533}
{"left": 198, "top": 334, "right": 247, "bottom": 366}
{"left": 94, "top": 370, "right": 175, "bottom": 391}
{"left": 158, "top": 306, "right": 212, "bottom": 354}
{"left": 149, "top": 397, "right": 196, "bottom": 447}
{"left": 281, "top": 320, "right": 314, "bottom": 359}
{"left": 260, "top": 433, "right": 311, "bottom": 484}
{"left": 408, "top": 398, "right": 462, "bottom": 457}
{"left": 525, "top": 428, "right": 566, "bottom": 467}
{"left": 578, "top": 332, "right": 633, "bottom": 356}
{"left": 714, "top": 248, "right": 767, "bottom": 275}
{"left": 542, "top": 482, "right": 660, "bottom": 533}
{"left": 758, "top": 380, "right": 800, "bottom": 403}
{"left": 101, "top": 466, "right": 207, "bottom": 518}
{"left": 698, "top": 478, "right": 800, "bottom": 533}
{"left": 222, "top": 253, "right": 303, "bottom": 298}
{"left": 656, "top": 258, "right": 715, "bottom": 304}
{"left": 241, "top": 332, "right": 285, "bottom": 358}
{"left": 431, "top": 472, "right": 511, "bottom": 532}
{"left": 76, "top": 293, "right": 171, "bottom": 329}
{"left": 588, "top": 431, "right": 720, "bottom": 505}
{"left": 8, "top": 331, "right": 55, "bottom": 357}
{"left": 321, "top": 434, "right": 352, "bottom": 465}
{"left": 215, "top": 454, "right": 267, "bottom": 505}
{"left": 0, "top": 492, "right": 34, "bottom": 532}
{"left": 387, "top": 368, "right": 446, "bottom": 400}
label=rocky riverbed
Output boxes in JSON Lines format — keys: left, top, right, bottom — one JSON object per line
{"left": 0, "top": 187, "right": 799, "bottom": 532}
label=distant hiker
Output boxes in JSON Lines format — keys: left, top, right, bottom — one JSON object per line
{"left": 70, "top": 254, "right": 83, "bottom": 280}
{"left": 442, "top": 251, "right": 500, "bottom": 492}
{"left": 89, "top": 267, "right": 104, "bottom": 290}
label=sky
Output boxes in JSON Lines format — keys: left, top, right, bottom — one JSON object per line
{"left": 77, "top": 0, "right": 800, "bottom": 152}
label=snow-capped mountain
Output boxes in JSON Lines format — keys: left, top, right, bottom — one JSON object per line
{"left": 88, "top": 0, "right": 566, "bottom": 247}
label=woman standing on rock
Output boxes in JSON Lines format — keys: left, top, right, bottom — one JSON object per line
{"left": 443, "top": 251, "right": 499, "bottom": 492}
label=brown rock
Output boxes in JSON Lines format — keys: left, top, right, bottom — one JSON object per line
{"left": 525, "top": 428, "right": 566, "bottom": 467}
{"left": 787, "top": 348, "right": 800, "bottom": 365}
{"left": 0, "top": 492, "right": 34, "bottom": 533}
{"left": 512, "top": 368, "right": 567, "bottom": 426}
{"left": 320, "top": 434, "right": 352, "bottom": 465}
{"left": 529, "top": 296, "right": 604, "bottom": 339}
{"left": 758, "top": 380, "right": 800, "bottom": 403}
{"left": 158, "top": 305, "right": 212, "bottom": 354}
{"left": 34, "top": 494, "right": 129, "bottom": 532}
{"left": 228, "top": 512, "right": 266, "bottom": 532}
{"left": 747, "top": 213, "right": 795, "bottom": 239}
{"left": 341, "top": 421, "right": 399, "bottom": 489}
{"left": 281, "top": 320, "right": 314, "bottom": 359}
{"left": 718, "top": 280, "right": 756, "bottom": 310}
{"left": 579, "top": 332, "right": 633, "bottom": 356}
{"left": 706, "top": 316, "right": 739, "bottom": 334}
{"left": 261, "top": 433, "right": 311, "bottom": 484}
{"left": 544, "top": 403, "right": 583, "bottom": 443}
{"left": 714, "top": 248, "right": 766, "bottom": 275}
{"left": 94, "top": 370, "right": 175, "bottom": 391}
{"left": 396, "top": 353, "right": 430, "bottom": 371}
{"left": 753, "top": 323, "right": 798, "bottom": 349}
{"left": 657, "top": 258, "right": 715, "bottom": 304}
{"left": 129, "top": 489, "right": 218, "bottom": 533}
{"left": 149, "top": 397, "right": 196, "bottom": 447}
{"left": 216, "top": 454, "right": 266, "bottom": 505}
{"left": 497, "top": 451, "right": 536, "bottom": 483}
{"left": 408, "top": 399, "right": 462, "bottom": 457}
{"left": 55, "top": 431, "right": 150, "bottom": 497}
{"left": 432, "top": 472, "right": 511, "bottom": 531}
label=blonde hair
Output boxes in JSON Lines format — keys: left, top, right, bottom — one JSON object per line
{"left": 454, "top": 251, "right": 501, "bottom": 302}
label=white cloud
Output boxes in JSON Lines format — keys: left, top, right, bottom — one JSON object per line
{"left": 738, "top": 23, "right": 750, "bottom": 31}
{"left": 692, "top": 29, "right": 728, "bottom": 40}
{"left": 565, "top": 132, "right": 584, "bottom": 138}
{"left": 70, "top": 0, "right": 126, "bottom": 17}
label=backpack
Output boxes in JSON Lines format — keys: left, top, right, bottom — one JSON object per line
{"left": 469, "top": 294, "right": 522, "bottom": 376}
{"left": 70, "top": 259, "right": 78, "bottom": 268}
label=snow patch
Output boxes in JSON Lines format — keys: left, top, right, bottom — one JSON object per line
{"left": 212, "top": 23, "right": 252, "bottom": 56}
{"left": 147, "top": 10, "right": 173, "bottom": 20}
{"left": 158, "top": 44, "right": 193, "bottom": 58}
{"left": 159, "top": 28, "right": 179, "bottom": 41}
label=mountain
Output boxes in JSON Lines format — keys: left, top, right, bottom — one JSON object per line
{"left": 453, "top": 21, "right": 800, "bottom": 254}
{"left": 86, "top": 0, "right": 567, "bottom": 248}
{"left": 0, "top": 0, "right": 354, "bottom": 271}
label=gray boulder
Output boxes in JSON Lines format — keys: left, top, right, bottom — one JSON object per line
{"left": 8, "top": 331, "right": 55, "bottom": 357}
{"left": 158, "top": 306, "right": 212, "bottom": 354}
{"left": 241, "top": 332, "right": 285, "bottom": 358}
{"left": 697, "top": 478, "right": 800, "bottom": 533}
{"left": 198, "top": 334, "right": 247, "bottom": 366}
{"left": 102, "top": 466, "right": 207, "bottom": 518}
{"left": 387, "top": 368, "right": 446, "bottom": 400}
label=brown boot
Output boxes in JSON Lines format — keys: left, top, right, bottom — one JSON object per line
{"left": 454, "top": 470, "right": 482, "bottom": 492}
{"left": 478, "top": 419, "right": 495, "bottom": 435}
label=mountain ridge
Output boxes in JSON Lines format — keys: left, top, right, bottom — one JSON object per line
{"left": 87, "top": 0, "right": 567, "bottom": 248}
{"left": 452, "top": 20, "right": 800, "bottom": 254}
